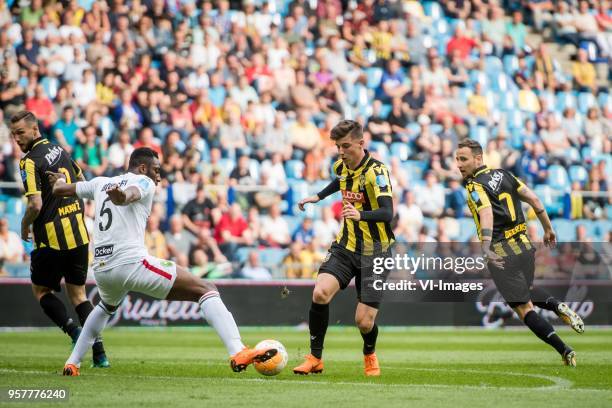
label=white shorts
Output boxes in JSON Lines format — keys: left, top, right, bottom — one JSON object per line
{"left": 94, "top": 256, "right": 178, "bottom": 306}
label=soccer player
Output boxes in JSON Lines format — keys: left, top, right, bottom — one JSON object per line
{"left": 48, "top": 147, "right": 275, "bottom": 376}
{"left": 10, "top": 111, "right": 109, "bottom": 368}
{"left": 455, "top": 139, "right": 584, "bottom": 367}
{"left": 293, "top": 120, "right": 394, "bottom": 376}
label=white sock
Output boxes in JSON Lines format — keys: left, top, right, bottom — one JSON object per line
{"left": 66, "top": 304, "right": 112, "bottom": 367}
{"left": 199, "top": 292, "right": 245, "bottom": 356}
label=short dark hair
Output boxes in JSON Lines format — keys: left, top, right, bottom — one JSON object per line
{"left": 10, "top": 111, "right": 37, "bottom": 125}
{"left": 128, "top": 147, "right": 159, "bottom": 169}
{"left": 330, "top": 119, "right": 363, "bottom": 141}
{"left": 457, "top": 138, "right": 483, "bottom": 156}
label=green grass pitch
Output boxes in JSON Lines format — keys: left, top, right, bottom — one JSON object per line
{"left": 1, "top": 327, "right": 611, "bottom": 407}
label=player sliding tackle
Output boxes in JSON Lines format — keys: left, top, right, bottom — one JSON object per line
{"left": 48, "top": 147, "right": 276, "bottom": 376}
{"left": 456, "top": 139, "right": 584, "bottom": 367}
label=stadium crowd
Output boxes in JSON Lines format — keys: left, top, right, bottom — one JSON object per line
{"left": 0, "top": 0, "right": 610, "bottom": 279}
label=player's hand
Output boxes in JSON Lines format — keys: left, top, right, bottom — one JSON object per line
{"left": 45, "top": 171, "right": 65, "bottom": 187}
{"left": 484, "top": 249, "right": 504, "bottom": 269}
{"left": 543, "top": 228, "right": 557, "bottom": 249}
{"left": 21, "top": 223, "right": 31, "bottom": 242}
{"left": 298, "top": 195, "right": 320, "bottom": 211}
{"left": 341, "top": 201, "right": 361, "bottom": 221}
{"left": 106, "top": 184, "right": 127, "bottom": 205}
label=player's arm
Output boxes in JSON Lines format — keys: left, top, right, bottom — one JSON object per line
{"left": 516, "top": 182, "right": 556, "bottom": 247}
{"left": 71, "top": 159, "right": 86, "bottom": 182}
{"left": 106, "top": 185, "right": 141, "bottom": 206}
{"left": 19, "top": 158, "right": 42, "bottom": 241}
{"left": 46, "top": 171, "right": 78, "bottom": 197}
{"left": 470, "top": 183, "right": 504, "bottom": 268}
{"left": 343, "top": 165, "right": 393, "bottom": 222}
{"left": 298, "top": 178, "right": 340, "bottom": 211}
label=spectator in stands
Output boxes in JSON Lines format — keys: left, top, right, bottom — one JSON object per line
{"left": 519, "top": 141, "right": 548, "bottom": 185}
{"left": 446, "top": 24, "right": 478, "bottom": 60}
{"left": 482, "top": 5, "right": 506, "bottom": 55}
{"left": 506, "top": 10, "right": 528, "bottom": 51}
{"left": 572, "top": 48, "right": 597, "bottom": 93}
{"left": 214, "top": 203, "right": 253, "bottom": 259}
{"left": 444, "top": 176, "right": 466, "bottom": 218}
{"left": 367, "top": 100, "right": 393, "bottom": 144}
{"left": 51, "top": 105, "right": 80, "bottom": 153}
{"left": 314, "top": 207, "right": 340, "bottom": 248}
{"left": 145, "top": 214, "right": 168, "bottom": 259}
{"left": 165, "top": 214, "right": 196, "bottom": 268}
{"left": 0, "top": 218, "right": 24, "bottom": 274}
{"left": 182, "top": 184, "right": 215, "bottom": 234}
{"left": 540, "top": 115, "right": 571, "bottom": 165}
{"left": 395, "top": 189, "right": 423, "bottom": 242}
{"left": 292, "top": 217, "right": 315, "bottom": 244}
{"left": 229, "top": 155, "right": 255, "bottom": 186}
{"left": 240, "top": 251, "right": 272, "bottom": 280}
{"left": 107, "top": 129, "right": 134, "bottom": 174}
{"left": 414, "top": 171, "right": 445, "bottom": 218}
{"left": 74, "top": 125, "right": 108, "bottom": 178}
{"left": 584, "top": 107, "right": 606, "bottom": 155}
{"left": 467, "top": 82, "right": 490, "bottom": 123}
{"left": 133, "top": 126, "right": 163, "bottom": 158}
{"left": 376, "top": 58, "right": 408, "bottom": 103}
{"left": 387, "top": 97, "right": 410, "bottom": 142}
{"left": 288, "top": 109, "right": 321, "bottom": 157}
{"left": 190, "top": 227, "right": 228, "bottom": 265}
{"left": 261, "top": 203, "right": 291, "bottom": 247}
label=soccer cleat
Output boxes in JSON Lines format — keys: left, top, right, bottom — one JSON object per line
{"left": 563, "top": 350, "right": 577, "bottom": 367}
{"left": 293, "top": 354, "right": 324, "bottom": 375}
{"left": 63, "top": 364, "right": 80, "bottom": 376}
{"left": 230, "top": 347, "right": 278, "bottom": 372}
{"left": 556, "top": 303, "right": 584, "bottom": 334}
{"left": 364, "top": 353, "right": 380, "bottom": 376}
{"left": 91, "top": 353, "right": 110, "bottom": 368}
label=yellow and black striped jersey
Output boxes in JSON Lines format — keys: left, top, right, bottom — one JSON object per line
{"left": 464, "top": 165, "right": 532, "bottom": 257}
{"left": 19, "top": 138, "right": 89, "bottom": 250}
{"left": 333, "top": 152, "right": 395, "bottom": 255}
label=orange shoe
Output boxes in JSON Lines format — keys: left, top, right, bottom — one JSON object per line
{"left": 293, "top": 354, "right": 324, "bottom": 375}
{"left": 364, "top": 353, "right": 380, "bottom": 376}
{"left": 63, "top": 364, "right": 80, "bottom": 376}
{"left": 230, "top": 347, "right": 278, "bottom": 372}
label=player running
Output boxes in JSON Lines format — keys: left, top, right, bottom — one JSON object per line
{"left": 48, "top": 147, "right": 276, "bottom": 376}
{"left": 293, "top": 120, "right": 394, "bottom": 376}
{"left": 10, "top": 111, "right": 109, "bottom": 368}
{"left": 455, "top": 139, "right": 584, "bottom": 367}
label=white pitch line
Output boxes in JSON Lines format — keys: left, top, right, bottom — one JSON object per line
{"left": 385, "top": 367, "right": 573, "bottom": 390}
{"left": 2, "top": 368, "right": 609, "bottom": 393}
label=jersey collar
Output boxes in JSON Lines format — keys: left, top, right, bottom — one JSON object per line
{"left": 473, "top": 165, "right": 489, "bottom": 177}
{"left": 348, "top": 150, "right": 370, "bottom": 174}
{"left": 26, "top": 137, "right": 47, "bottom": 152}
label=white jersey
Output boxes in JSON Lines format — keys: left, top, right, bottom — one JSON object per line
{"left": 76, "top": 172, "right": 156, "bottom": 271}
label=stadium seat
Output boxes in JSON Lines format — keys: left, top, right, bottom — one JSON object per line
{"left": 581, "top": 146, "right": 594, "bottom": 163}
{"left": 5, "top": 213, "right": 21, "bottom": 232}
{"left": 369, "top": 141, "right": 389, "bottom": 163}
{"left": 484, "top": 56, "right": 503, "bottom": 77}
{"left": 556, "top": 91, "right": 577, "bottom": 112}
{"left": 469, "top": 126, "right": 488, "bottom": 146}
{"left": 5, "top": 197, "right": 24, "bottom": 215}
{"left": 284, "top": 160, "right": 305, "bottom": 180}
{"left": 547, "top": 165, "right": 570, "bottom": 191}
{"left": 402, "top": 160, "right": 426, "bottom": 181}
{"left": 551, "top": 219, "right": 576, "bottom": 241}
{"left": 218, "top": 158, "right": 235, "bottom": 178}
{"left": 235, "top": 247, "right": 254, "bottom": 264}
{"left": 503, "top": 55, "right": 519, "bottom": 75}
{"left": 594, "top": 154, "right": 612, "bottom": 171}
{"left": 423, "top": 1, "right": 443, "bottom": 20}
{"left": 4, "top": 262, "right": 30, "bottom": 278}
{"left": 598, "top": 92, "right": 610, "bottom": 110}
{"left": 379, "top": 104, "right": 392, "bottom": 118}
{"left": 568, "top": 165, "right": 589, "bottom": 186}
{"left": 365, "top": 67, "right": 383, "bottom": 89}
{"left": 249, "top": 159, "right": 260, "bottom": 182}
{"left": 534, "top": 185, "right": 563, "bottom": 215}
{"left": 390, "top": 143, "right": 411, "bottom": 161}
{"left": 577, "top": 92, "right": 597, "bottom": 115}
{"left": 422, "top": 217, "right": 439, "bottom": 236}
{"left": 458, "top": 218, "right": 477, "bottom": 242}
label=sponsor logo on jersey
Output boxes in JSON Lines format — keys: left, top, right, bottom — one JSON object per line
{"left": 94, "top": 244, "right": 114, "bottom": 257}
{"left": 341, "top": 189, "right": 365, "bottom": 203}
{"left": 58, "top": 201, "right": 81, "bottom": 216}
{"left": 487, "top": 171, "right": 504, "bottom": 191}
{"left": 504, "top": 223, "right": 527, "bottom": 239}
{"left": 20, "top": 169, "right": 27, "bottom": 183}
{"left": 44, "top": 146, "right": 63, "bottom": 166}
{"left": 376, "top": 174, "right": 387, "bottom": 188}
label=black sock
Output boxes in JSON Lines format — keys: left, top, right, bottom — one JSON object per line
{"left": 309, "top": 302, "right": 329, "bottom": 359}
{"left": 524, "top": 310, "right": 570, "bottom": 356}
{"left": 361, "top": 324, "right": 378, "bottom": 355}
{"left": 75, "top": 301, "right": 106, "bottom": 357}
{"left": 39, "top": 293, "right": 79, "bottom": 339}
{"left": 530, "top": 287, "right": 560, "bottom": 312}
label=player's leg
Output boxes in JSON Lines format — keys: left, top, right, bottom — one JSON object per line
{"left": 64, "top": 245, "right": 109, "bottom": 366}
{"left": 63, "top": 301, "right": 118, "bottom": 376}
{"left": 512, "top": 301, "right": 575, "bottom": 366}
{"left": 530, "top": 287, "right": 584, "bottom": 333}
{"left": 65, "top": 283, "right": 109, "bottom": 367}
{"left": 32, "top": 284, "right": 80, "bottom": 341}
{"left": 164, "top": 261, "right": 276, "bottom": 372}
{"left": 31, "top": 248, "right": 80, "bottom": 341}
{"left": 293, "top": 271, "right": 343, "bottom": 375}
{"left": 355, "top": 302, "right": 380, "bottom": 376}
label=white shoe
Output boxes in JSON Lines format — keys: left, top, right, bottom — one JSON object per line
{"left": 557, "top": 303, "right": 585, "bottom": 334}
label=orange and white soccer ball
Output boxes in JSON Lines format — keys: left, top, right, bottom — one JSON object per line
{"left": 253, "top": 339, "right": 288, "bottom": 376}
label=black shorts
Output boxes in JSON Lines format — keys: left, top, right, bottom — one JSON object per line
{"left": 30, "top": 245, "right": 89, "bottom": 292}
{"left": 319, "top": 242, "right": 391, "bottom": 309}
{"left": 488, "top": 250, "right": 535, "bottom": 307}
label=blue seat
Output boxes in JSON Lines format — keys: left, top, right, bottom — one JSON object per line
{"left": 235, "top": 247, "right": 254, "bottom": 264}
{"left": 424, "top": 1, "right": 443, "bottom": 19}
{"left": 218, "top": 158, "right": 235, "bottom": 177}
{"left": 593, "top": 154, "right": 612, "bottom": 170}
{"left": 598, "top": 92, "right": 610, "bottom": 110}
{"left": 564, "top": 147, "right": 581, "bottom": 164}
{"left": 379, "top": 104, "right": 392, "bottom": 118}
{"left": 506, "top": 109, "right": 523, "bottom": 128}
{"left": 5, "top": 197, "right": 25, "bottom": 215}
{"left": 552, "top": 219, "right": 576, "bottom": 241}
{"left": 581, "top": 146, "right": 594, "bottom": 163}
{"left": 534, "top": 185, "right": 563, "bottom": 215}
{"left": 485, "top": 56, "right": 503, "bottom": 77}
{"left": 458, "top": 218, "right": 477, "bottom": 242}
{"left": 365, "top": 67, "right": 383, "bottom": 89}
{"left": 390, "top": 143, "right": 410, "bottom": 161}
{"left": 422, "top": 217, "right": 438, "bottom": 236}
{"left": 369, "top": 141, "right": 389, "bottom": 162}
{"left": 568, "top": 165, "right": 589, "bottom": 186}
{"left": 402, "top": 160, "right": 426, "bottom": 181}
{"left": 577, "top": 92, "right": 596, "bottom": 115}
{"left": 556, "top": 91, "right": 577, "bottom": 112}
{"left": 4, "top": 262, "right": 30, "bottom": 278}
{"left": 469, "top": 126, "right": 488, "bottom": 146}
{"left": 5, "top": 213, "right": 21, "bottom": 232}
{"left": 285, "top": 160, "right": 305, "bottom": 180}
{"left": 503, "top": 55, "right": 519, "bottom": 75}
{"left": 259, "top": 248, "right": 289, "bottom": 269}
{"left": 547, "top": 165, "right": 570, "bottom": 191}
